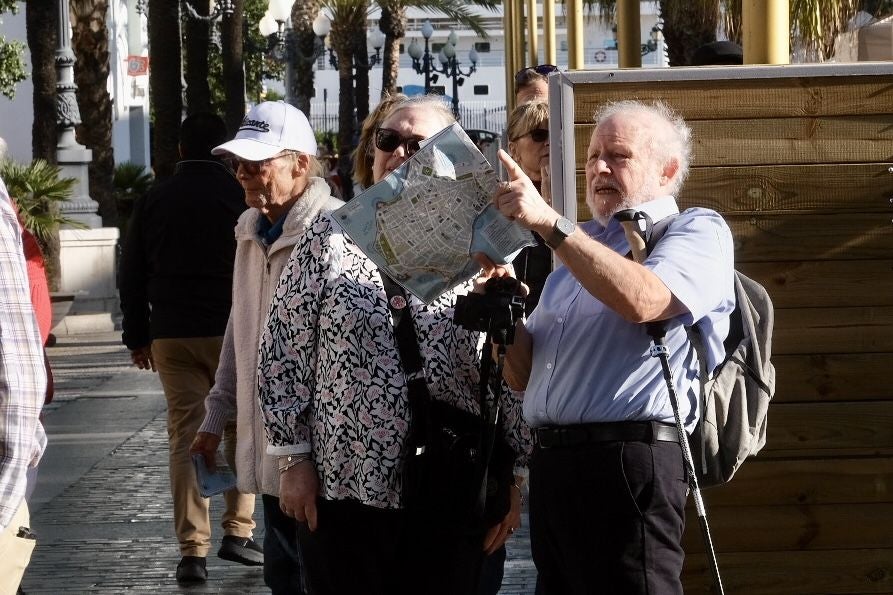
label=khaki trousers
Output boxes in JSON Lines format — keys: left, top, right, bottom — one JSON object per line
{"left": 152, "top": 337, "right": 256, "bottom": 557}
{"left": 0, "top": 500, "right": 36, "bottom": 593}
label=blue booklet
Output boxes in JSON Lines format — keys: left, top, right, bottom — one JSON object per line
{"left": 192, "top": 453, "right": 237, "bottom": 498}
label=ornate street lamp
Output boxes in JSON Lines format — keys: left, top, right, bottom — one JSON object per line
{"left": 182, "top": 0, "right": 235, "bottom": 22}
{"left": 641, "top": 25, "right": 663, "bottom": 55}
{"left": 56, "top": 0, "right": 101, "bottom": 227}
{"left": 408, "top": 24, "right": 477, "bottom": 118}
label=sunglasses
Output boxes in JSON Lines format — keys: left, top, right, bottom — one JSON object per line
{"left": 514, "top": 64, "right": 559, "bottom": 85}
{"left": 514, "top": 128, "right": 549, "bottom": 143}
{"left": 225, "top": 152, "right": 294, "bottom": 173}
{"left": 374, "top": 128, "right": 423, "bottom": 156}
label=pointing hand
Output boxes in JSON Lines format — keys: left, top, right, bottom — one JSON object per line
{"left": 494, "top": 150, "right": 557, "bottom": 235}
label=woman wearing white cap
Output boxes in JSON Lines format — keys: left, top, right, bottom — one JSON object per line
{"left": 257, "top": 95, "right": 532, "bottom": 595}
{"left": 191, "top": 101, "right": 343, "bottom": 594}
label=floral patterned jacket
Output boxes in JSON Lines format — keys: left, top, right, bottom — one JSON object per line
{"left": 258, "top": 213, "right": 532, "bottom": 509}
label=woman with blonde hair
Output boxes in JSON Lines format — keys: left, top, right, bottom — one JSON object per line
{"left": 351, "top": 92, "right": 407, "bottom": 192}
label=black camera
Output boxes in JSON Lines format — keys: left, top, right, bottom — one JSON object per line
{"left": 453, "top": 277, "right": 526, "bottom": 345}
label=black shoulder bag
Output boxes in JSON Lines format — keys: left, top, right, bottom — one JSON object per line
{"left": 379, "top": 273, "right": 514, "bottom": 532}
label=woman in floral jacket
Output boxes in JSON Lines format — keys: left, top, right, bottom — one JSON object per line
{"left": 257, "top": 95, "right": 532, "bottom": 595}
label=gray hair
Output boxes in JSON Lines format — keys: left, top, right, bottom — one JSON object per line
{"left": 592, "top": 100, "right": 692, "bottom": 195}
{"left": 385, "top": 94, "right": 456, "bottom": 129}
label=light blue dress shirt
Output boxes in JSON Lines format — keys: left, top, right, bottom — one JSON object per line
{"left": 522, "top": 196, "right": 735, "bottom": 432}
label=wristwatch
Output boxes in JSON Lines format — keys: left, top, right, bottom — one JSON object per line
{"left": 545, "top": 216, "right": 576, "bottom": 249}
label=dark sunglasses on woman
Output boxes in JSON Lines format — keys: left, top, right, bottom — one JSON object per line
{"left": 514, "top": 128, "right": 549, "bottom": 143}
{"left": 375, "top": 128, "right": 423, "bottom": 156}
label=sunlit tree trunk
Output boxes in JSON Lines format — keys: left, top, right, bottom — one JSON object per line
{"left": 71, "top": 0, "right": 117, "bottom": 227}
{"left": 292, "top": 0, "right": 321, "bottom": 116}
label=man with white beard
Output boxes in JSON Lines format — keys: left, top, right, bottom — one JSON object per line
{"left": 490, "top": 100, "right": 736, "bottom": 595}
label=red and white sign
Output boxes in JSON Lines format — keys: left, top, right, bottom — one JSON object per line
{"left": 126, "top": 55, "right": 149, "bottom": 77}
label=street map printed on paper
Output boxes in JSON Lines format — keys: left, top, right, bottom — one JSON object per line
{"left": 334, "top": 122, "right": 535, "bottom": 303}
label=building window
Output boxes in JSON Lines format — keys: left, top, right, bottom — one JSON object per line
{"left": 560, "top": 40, "right": 568, "bottom": 51}
{"left": 473, "top": 85, "right": 489, "bottom": 95}
{"left": 474, "top": 42, "right": 491, "bottom": 52}
{"left": 432, "top": 43, "right": 445, "bottom": 54}
{"left": 430, "top": 86, "right": 446, "bottom": 96}
{"left": 399, "top": 43, "right": 405, "bottom": 54}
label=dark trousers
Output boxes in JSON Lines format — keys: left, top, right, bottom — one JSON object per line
{"left": 297, "top": 498, "right": 486, "bottom": 595}
{"left": 478, "top": 544, "right": 506, "bottom": 595}
{"left": 530, "top": 439, "right": 687, "bottom": 595}
{"left": 262, "top": 494, "right": 306, "bottom": 595}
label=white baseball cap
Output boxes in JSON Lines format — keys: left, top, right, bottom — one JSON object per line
{"left": 212, "top": 101, "right": 317, "bottom": 161}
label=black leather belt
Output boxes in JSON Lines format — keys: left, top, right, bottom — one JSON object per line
{"left": 535, "top": 421, "right": 679, "bottom": 449}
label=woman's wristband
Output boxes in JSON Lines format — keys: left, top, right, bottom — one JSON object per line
{"left": 278, "top": 453, "right": 312, "bottom": 474}
{"left": 511, "top": 482, "right": 525, "bottom": 505}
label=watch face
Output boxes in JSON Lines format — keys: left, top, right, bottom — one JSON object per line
{"left": 557, "top": 217, "right": 575, "bottom": 236}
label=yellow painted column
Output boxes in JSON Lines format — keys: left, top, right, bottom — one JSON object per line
{"left": 512, "top": 0, "right": 525, "bottom": 71}
{"left": 566, "top": 0, "right": 584, "bottom": 68}
{"left": 743, "top": 0, "right": 790, "bottom": 64}
{"left": 543, "top": 0, "right": 556, "bottom": 66}
{"left": 527, "top": 0, "right": 539, "bottom": 66}
{"left": 617, "top": 0, "right": 641, "bottom": 68}
{"left": 505, "top": 0, "right": 516, "bottom": 113}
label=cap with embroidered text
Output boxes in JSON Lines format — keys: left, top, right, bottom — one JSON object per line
{"left": 212, "top": 101, "right": 317, "bottom": 161}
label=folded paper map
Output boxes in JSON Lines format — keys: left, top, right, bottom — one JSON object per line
{"left": 334, "top": 122, "right": 535, "bottom": 303}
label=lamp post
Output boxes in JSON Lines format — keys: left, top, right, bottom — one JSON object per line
{"left": 641, "top": 25, "right": 663, "bottom": 56}
{"left": 56, "top": 0, "right": 101, "bottom": 227}
{"left": 182, "top": 0, "right": 234, "bottom": 22}
{"left": 408, "top": 24, "right": 477, "bottom": 118}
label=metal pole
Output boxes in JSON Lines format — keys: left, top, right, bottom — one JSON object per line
{"left": 527, "top": 0, "right": 538, "bottom": 66}
{"left": 743, "top": 0, "right": 790, "bottom": 64}
{"left": 617, "top": 0, "right": 641, "bottom": 68}
{"left": 566, "top": 0, "right": 584, "bottom": 69}
{"left": 451, "top": 59, "right": 459, "bottom": 118}
{"left": 543, "top": 0, "right": 556, "bottom": 66}
{"left": 424, "top": 37, "right": 432, "bottom": 92}
{"left": 504, "top": 0, "right": 516, "bottom": 113}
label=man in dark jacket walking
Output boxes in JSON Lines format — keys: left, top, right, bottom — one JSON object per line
{"left": 119, "top": 112, "right": 259, "bottom": 584}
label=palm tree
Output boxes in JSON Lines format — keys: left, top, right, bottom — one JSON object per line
{"left": 26, "top": 0, "right": 58, "bottom": 163}
{"left": 789, "top": 0, "right": 860, "bottom": 61}
{"left": 183, "top": 0, "right": 212, "bottom": 114}
{"left": 322, "top": 0, "right": 369, "bottom": 201}
{"left": 220, "top": 0, "right": 246, "bottom": 135}
{"left": 148, "top": 0, "right": 183, "bottom": 179}
{"left": 71, "top": 0, "right": 117, "bottom": 227}
{"left": 377, "top": 0, "right": 495, "bottom": 98}
{"left": 661, "top": 0, "right": 720, "bottom": 66}
{"left": 291, "top": 0, "right": 322, "bottom": 117}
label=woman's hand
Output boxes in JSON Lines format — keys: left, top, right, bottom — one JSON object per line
{"left": 279, "top": 461, "right": 320, "bottom": 531}
{"left": 482, "top": 481, "right": 523, "bottom": 555}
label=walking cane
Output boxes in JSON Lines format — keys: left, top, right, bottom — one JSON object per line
{"left": 615, "top": 209, "right": 725, "bottom": 595}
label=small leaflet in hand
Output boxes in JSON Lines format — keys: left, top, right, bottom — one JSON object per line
{"left": 334, "top": 122, "right": 535, "bottom": 303}
{"left": 192, "top": 453, "right": 237, "bottom": 498}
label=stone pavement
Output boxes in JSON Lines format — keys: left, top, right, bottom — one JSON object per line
{"left": 19, "top": 331, "right": 538, "bottom": 594}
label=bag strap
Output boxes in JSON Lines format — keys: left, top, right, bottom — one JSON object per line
{"left": 379, "top": 273, "right": 433, "bottom": 450}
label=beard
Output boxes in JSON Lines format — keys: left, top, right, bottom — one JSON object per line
{"left": 586, "top": 178, "right": 658, "bottom": 227}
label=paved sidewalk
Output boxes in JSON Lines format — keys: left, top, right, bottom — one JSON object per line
{"left": 20, "top": 332, "right": 537, "bottom": 594}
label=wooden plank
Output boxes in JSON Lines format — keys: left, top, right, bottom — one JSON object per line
{"left": 574, "top": 165, "right": 893, "bottom": 209}
{"left": 573, "top": 117, "right": 893, "bottom": 167}
{"left": 562, "top": 204, "right": 893, "bottom": 263}
{"left": 738, "top": 261, "right": 893, "bottom": 309}
{"left": 572, "top": 76, "right": 893, "bottom": 121}
{"left": 682, "top": 549, "right": 893, "bottom": 594}
{"left": 762, "top": 401, "right": 893, "bottom": 454}
{"left": 696, "top": 457, "right": 893, "bottom": 506}
{"left": 774, "top": 306, "right": 893, "bottom": 355}
{"left": 727, "top": 214, "right": 893, "bottom": 264}
{"left": 774, "top": 353, "right": 893, "bottom": 403}
{"left": 681, "top": 163, "right": 893, "bottom": 213}
{"left": 682, "top": 503, "right": 893, "bottom": 552}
